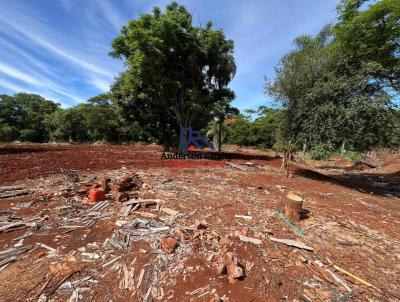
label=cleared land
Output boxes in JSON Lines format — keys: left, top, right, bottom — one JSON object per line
{"left": 0, "top": 144, "right": 399, "bottom": 301}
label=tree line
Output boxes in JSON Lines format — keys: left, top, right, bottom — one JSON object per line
{"left": 0, "top": 93, "right": 150, "bottom": 143}
{"left": 1, "top": 0, "right": 399, "bottom": 157}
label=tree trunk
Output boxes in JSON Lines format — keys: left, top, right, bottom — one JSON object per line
{"left": 341, "top": 141, "right": 346, "bottom": 156}
{"left": 218, "top": 118, "right": 222, "bottom": 152}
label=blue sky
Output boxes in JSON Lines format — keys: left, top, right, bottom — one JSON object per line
{"left": 0, "top": 0, "right": 339, "bottom": 110}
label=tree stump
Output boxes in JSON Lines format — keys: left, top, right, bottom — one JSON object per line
{"left": 285, "top": 191, "right": 303, "bottom": 221}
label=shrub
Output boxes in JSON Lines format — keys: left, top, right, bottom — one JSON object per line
{"left": 0, "top": 125, "right": 18, "bottom": 141}
{"left": 19, "top": 129, "right": 37, "bottom": 142}
{"left": 309, "top": 142, "right": 334, "bottom": 160}
{"left": 344, "top": 150, "right": 362, "bottom": 163}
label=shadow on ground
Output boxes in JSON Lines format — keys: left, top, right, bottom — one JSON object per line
{"left": 294, "top": 168, "right": 400, "bottom": 198}
{"left": 0, "top": 147, "right": 64, "bottom": 155}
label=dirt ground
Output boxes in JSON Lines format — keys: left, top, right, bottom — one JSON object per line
{"left": 0, "top": 143, "right": 399, "bottom": 302}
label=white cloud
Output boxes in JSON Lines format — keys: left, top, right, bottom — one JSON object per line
{"left": 0, "top": 78, "right": 69, "bottom": 107}
{"left": 90, "top": 77, "right": 111, "bottom": 92}
{"left": 0, "top": 1, "right": 120, "bottom": 105}
{"left": 1, "top": 20, "right": 112, "bottom": 78}
{"left": 0, "top": 2, "right": 115, "bottom": 78}
{"left": 0, "top": 61, "right": 83, "bottom": 103}
{"left": 0, "top": 78, "right": 27, "bottom": 93}
{"left": 0, "top": 62, "right": 41, "bottom": 86}
{"left": 0, "top": 35, "right": 58, "bottom": 79}
{"left": 96, "top": 1, "right": 126, "bottom": 32}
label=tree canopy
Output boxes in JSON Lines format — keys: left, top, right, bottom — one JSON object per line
{"left": 110, "top": 1, "right": 236, "bottom": 149}
{"left": 0, "top": 93, "right": 59, "bottom": 142}
{"left": 265, "top": 0, "right": 400, "bottom": 152}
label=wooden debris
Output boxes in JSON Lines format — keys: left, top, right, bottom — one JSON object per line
{"left": 0, "top": 245, "right": 33, "bottom": 261}
{"left": 0, "top": 221, "right": 36, "bottom": 233}
{"left": 227, "top": 162, "right": 253, "bottom": 171}
{"left": 161, "top": 207, "right": 179, "bottom": 216}
{"left": 325, "top": 267, "right": 352, "bottom": 292}
{"left": 275, "top": 185, "right": 287, "bottom": 192}
{"left": 131, "top": 212, "right": 156, "bottom": 218}
{"left": 81, "top": 252, "right": 100, "bottom": 260}
{"left": 0, "top": 187, "right": 30, "bottom": 199}
{"left": 108, "top": 174, "right": 142, "bottom": 192}
{"left": 68, "top": 289, "right": 80, "bottom": 302}
{"left": 150, "top": 226, "right": 170, "bottom": 233}
{"left": 190, "top": 285, "right": 210, "bottom": 296}
{"left": 136, "top": 268, "right": 145, "bottom": 289}
{"left": 35, "top": 274, "right": 54, "bottom": 299}
{"left": 333, "top": 265, "right": 376, "bottom": 288}
{"left": 239, "top": 235, "right": 262, "bottom": 245}
{"left": 0, "top": 256, "right": 17, "bottom": 271}
{"left": 119, "top": 263, "right": 135, "bottom": 290}
{"left": 47, "top": 269, "right": 80, "bottom": 297}
{"left": 269, "top": 237, "right": 314, "bottom": 251}
{"left": 36, "top": 242, "right": 57, "bottom": 253}
{"left": 235, "top": 215, "right": 253, "bottom": 220}
{"left": 0, "top": 186, "right": 25, "bottom": 192}
{"left": 102, "top": 255, "right": 123, "bottom": 268}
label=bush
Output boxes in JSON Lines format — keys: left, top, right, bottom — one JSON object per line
{"left": 19, "top": 129, "right": 37, "bottom": 141}
{"left": 309, "top": 142, "right": 334, "bottom": 160}
{"left": 344, "top": 150, "right": 362, "bottom": 163}
{"left": 227, "top": 119, "right": 250, "bottom": 146}
{"left": 0, "top": 124, "right": 18, "bottom": 141}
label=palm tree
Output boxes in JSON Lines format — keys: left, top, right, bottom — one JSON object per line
{"left": 206, "top": 117, "right": 228, "bottom": 152}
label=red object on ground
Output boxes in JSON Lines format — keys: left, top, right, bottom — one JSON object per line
{"left": 187, "top": 145, "right": 197, "bottom": 151}
{"left": 88, "top": 188, "right": 106, "bottom": 203}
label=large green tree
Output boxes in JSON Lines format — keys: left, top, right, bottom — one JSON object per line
{"left": 334, "top": 0, "right": 400, "bottom": 92}
{"left": 110, "top": 1, "right": 236, "bottom": 149}
{"left": 266, "top": 0, "right": 400, "bottom": 152}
